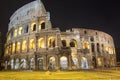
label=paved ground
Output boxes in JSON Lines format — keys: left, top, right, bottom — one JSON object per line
{"left": 0, "top": 69, "right": 120, "bottom": 80}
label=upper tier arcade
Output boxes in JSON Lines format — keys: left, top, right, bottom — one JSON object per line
{"left": 8, "top": 0, "right": 49, "bottom": 31}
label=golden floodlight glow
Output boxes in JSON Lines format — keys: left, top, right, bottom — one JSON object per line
{"left": 60, "top": 56, "right": 67, "bottom": 61}
{"left": 97, "top": 58, "right": 102, "bottom": 66}
{"left": 5, "top": 46, "right": 9, "bottom": 54}
{"left": 105, "top": 46, "right": 109, "bottom": 52}
{"left": 16, "top": 42, "right": 20, "bottom": 52}
{"left": 7, "top": 34, "right": 10, "bottom": 41}
{"left": 31, "top": 22, "right": 36, "bottom": 31}
{"left": 18, "top": 27, "right": 22, "bottom": 35}
{"left": 14, "top": 29, "right": 18, "bottom": 37}
{"left": 82, "top": 57, "right": 87, "bottom": 61}
{"left": 39, "top": 20, "right": 45, "bottom": 30}
{"left": 29, "top": 39, "right": 35, "bottom": 49}
{"left": 22, "top": 40, "right": 27, "bottom": 51}
{"left": 83, "top": 41, "right": 90, "bottom": 49}
{"left": 38, "top": 38, "right": 45, "bottom": 48}
{"left": 12, "top": 43, "right": 15, "bottom": 53}
{"left": 48, "top": 36, "right": 55, "bottom": 48}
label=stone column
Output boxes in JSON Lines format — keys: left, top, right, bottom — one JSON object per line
{"left": 28, "top": 23, "right": 31, "bottom": 34}
{"left": 13, "top": 58, "right": 15, "bottom": 70}
{"left": 87, "top": 54, "right": 93, "bottom": 69}
{"left": 58, "top": 55, "right": 60, "bottom": 70}
{"left": 44, "top": 54, "right": 47, "bottom": 70}
{"left": 36, "top": 19, "right": 39, "bottom": 32}
{"left": 35, "top": 35, "right": 38, "bottom": 52}
{"left": 27, "top": 37, "right": 29, "bottom": 52}
{"left": 68, "top": 55, "right": 72, "bottom": 70}
{"left": 55, "top": 34, "right": 58, "bottom": 47}
{"left": 56, "top": 55, "right": 60, "bottom": 70}
{"left": 45, "top": 35, "right": 48, "bottom": 49}
{"left": 35, "top": 53, "right": 38, "bottom": 70}
{"left": 77, "top": 55, "right": 81, "bottom": 69}
{"left": 15, "top": 42, "right": 17, "bottom": 54}
{"left": 20, "top": 40, "right": 22, "bottom": 53}
{"left": 26, "top": 56, "right": 29, "bottom": 70}
{"left": 10, "top": 43, "right": 12, "bottom": 55}
{"left": 18, "top": 58, "right": 20, "bottom": 70}
{"left": 5, "top": 61, "right": 8, "bottom": 70}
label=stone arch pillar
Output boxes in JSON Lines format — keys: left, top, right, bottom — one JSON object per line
{"left": 44, "top": 55, "right": 47, "bottom": 70}
{"left": 68, "top": 55, "right": 72, "bottom": 70}
{"left": 56, "top": 55, "right": 60, "bottom": 70}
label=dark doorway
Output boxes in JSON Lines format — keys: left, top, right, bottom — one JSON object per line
{"left": 92, "top": 56, "right": 97, "bottom": 68}
{"left": 41, "top": 22, "right": 45, "bottom": 29}
{"left": 62, "top": 40, "right": 67, "bottom": 47}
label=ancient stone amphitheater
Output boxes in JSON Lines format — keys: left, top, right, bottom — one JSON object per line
{"left": 4, "top": 0, "right": 116, "bottom": 70}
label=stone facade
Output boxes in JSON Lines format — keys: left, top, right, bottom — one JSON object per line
{"left": 4, "top": 0, "right": 116, "bottom": 71}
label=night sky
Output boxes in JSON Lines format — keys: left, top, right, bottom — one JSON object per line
{"left": 0, "top": 0, "right": 120, "bottom": 52}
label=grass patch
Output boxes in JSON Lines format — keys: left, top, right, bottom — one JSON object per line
{"left": 0, "top": 69, "right": 120, "bottom": 80}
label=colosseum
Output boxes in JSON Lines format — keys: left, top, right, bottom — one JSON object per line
{"left": 4, "top": 0, "right": 116, "bottom": 71}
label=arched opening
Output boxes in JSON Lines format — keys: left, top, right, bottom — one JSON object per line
{"left": 81, "top": 57, "right": 89, "bottom": 69}
{"left": 16, "top": 42, "right": 20, "bottom": 52}
{"left": 62, "top": 40, "right": 67, "bottom": 47}
{"left": 11, "top": 30, "right": 14, "bottom": 38}
{"left": 91, "top": 43, "right": 95, "bottom": 53}
{"left": 22, "top": 40, "right": 27, "bottom": 51}
{"left": 70, "top": 39, "right": 77, "bottom": 47}
{"left": 5, "top": 46, "right": 9, "bottom": 55}
{"left": 41, "top": 22, "right": 45, "bottom": 29}
{"left": 97, "top": 43, "right": 100, "bottom": 53}
{"left": 48, "top": 37, "right": 55, "bottom": 48}
{"left": 84, "top": 30, "right": 87, "bottom": 34}
{"left": 30, "top": 58, "right": 35, "bottom": 70}
{"left": 60, "top": 56, "right": 68, "bottom": 70}
{"left": 12, "top": 43, "right": 15, "bottom": 53}
{"left": 38, "top": 38, "right": 45, "bottom": 48}
{"left": 97, "top": 58, "right": 102, "bottom": 66}
{"left": 24, "top": 25, "right": 29, "bottom": 33}
{"left": 11, "top": 59, "right": 14, "bottom": 69}
{"left": 38, "top": 57, "right": 44, "bottom": 70}
{"left": 31, "top": 23, "right": 36, "bottom": 31}
{"left": 83, "top": 41, "right": 90, "bottom": 49}
{"left": 29, "top": 39, "right": 35, "bottom": 50}
{"left": 72, "top": 57, "right": 79, "bottom": 69}
{"left": 9, "top": 45, "right": 12, "bottom": 54}
{"left": 90, "top": 37, "right": 94, "bottom": 42}
{"left": 39, "top": 20, "right": 45, "bottom": 30}
{"left": 33, "top": 24, "right": 36, "bottom": 31}
{"left": 14, "top": 29, "right": 17, "bottom": 37}
{"left": 102, "top": 44, "right": 104, "bottom": 53}
{"left": 48, "top": 57, "right": 56, "bottom": 70}
{"left": 92, "top": 56, "right": 97, "bottom": 68}
{"left": 15, "top": 59, "right": 19, "bottom": 70}
{"left": 20, "top": 59, "right": 26, "bottom": 69}
{"left": 18, "top": 27, "right": 22, "bottom": 35}
{"left": 70, "top": 42, "right": 75, "bottom": 47}
{"left": 103, "top": 58, "right": 107, "bottom": 67}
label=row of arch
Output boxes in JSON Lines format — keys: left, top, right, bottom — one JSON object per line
{"left": 5, "top": 37, "right": 114, "bottom": 55}
{"left": 5, "top": 36, "right": 56, "bottom": 54}
{"left": 62, "top": 39, "right": 114, "bottom": 54}
{"left": 8, "top": 56, "right": 89, "bottom": 70}
{"left": 7, "top": 21, "right": 46, "bottom": 41}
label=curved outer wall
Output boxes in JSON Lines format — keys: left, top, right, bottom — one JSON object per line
{"left": 4, "top": 0, "right": 116, "bottom": 70}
